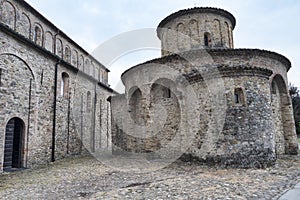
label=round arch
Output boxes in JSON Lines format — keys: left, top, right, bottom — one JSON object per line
{"left": 128, "top": 87, "right": 144, "bottom": 125}
{"left": 150, "top": 78, "right": 178, "bottom": 102}
{"left": 3, "top": 117, "right": 25, "bottom": 171}
{"left": 271, "top": 74, "right": 298, "bottom": 155}
{"left": 0, "top": 53, "right": 36, "bottom": 80}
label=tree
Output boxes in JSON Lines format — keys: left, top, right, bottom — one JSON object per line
{"left": 289, "top": 84, "right": 300, "bottom": 136}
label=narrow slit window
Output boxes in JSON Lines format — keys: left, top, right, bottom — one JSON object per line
{"left": 234, "top": 93, "right": 240, "bottom": 104}
{"left": 40, "top": 70, "right": 44, "bottom": 85}
{"left": 234, "top": 88, "right": 245, "bottom": 105}
{"left": 61, "top": 72, "right": 70, "bottom": 98}
{"left": 168, "top": 89, "right": 171, "bottom": 98}
{"left": 34, "top": 26, "right": 42, "bottom": 46}
{"left": 65, "top": 46, "right": 71, "bottom": 63}
{"left": 87, "top": 91, "right": 91, "bottom": 112}
{"left": 204, "top": 32, "right": 211, "bottom": 47}
{"left": 0, "top": 68, "right": 2, "bottom": 86}
{"left": 165, "top": 88, "right": 171, "bottom": 98}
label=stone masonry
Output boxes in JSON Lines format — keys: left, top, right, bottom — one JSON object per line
{"left": 0, "top": 2, "right": 298, "bottom": 171}
{"left": 111, "top": 7, "right": 299, "bottom": 168}
{"left": 0, "top": 0, "right": 115, "bottom": 172}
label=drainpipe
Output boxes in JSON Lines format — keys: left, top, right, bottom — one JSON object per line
{"left": 51, "top": 59, "right": 61, "bottom": 162}
{"left": 66, "top": 90, "right": 71, "bottom": 154}
{"left": 92, "top": 83, "right": 97, "bottom": 152}
{"left": 26, "top": 78, "right": 32, "bottom": 167}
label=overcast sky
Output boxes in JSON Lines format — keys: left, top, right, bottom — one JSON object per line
{"left": 25, "top": 0, "right": 300, "bottom": 92}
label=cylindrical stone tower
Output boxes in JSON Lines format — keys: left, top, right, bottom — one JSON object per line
{"left": 157, "top": 7, "right": 236, "bottom": 56}
{"left": 111, "top": 6, "right": 298, "bottom": 168}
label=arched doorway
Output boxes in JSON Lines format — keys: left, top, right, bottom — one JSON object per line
{"left": 271, "top": 75, "right": 298, "bottom": 155}
{"left": 3, "top": 117, "right": 25, "bottom": 171}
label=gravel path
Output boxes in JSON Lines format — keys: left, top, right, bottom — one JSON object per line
{"left": 0, "top": 154, "right": 299, "bottom": 199}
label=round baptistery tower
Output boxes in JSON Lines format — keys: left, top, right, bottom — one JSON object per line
{"left": 111, "top": 6, "right": 298, "bottom": 169}
{"left": 157, "top": 7, "right": 236, "bottom": 56}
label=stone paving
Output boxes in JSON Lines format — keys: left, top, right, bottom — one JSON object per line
{"left": 279, "top": 182, "right": 300, "bottom": 200}
{"left": 0, "top": 154, "right": 299, "bottom": 199}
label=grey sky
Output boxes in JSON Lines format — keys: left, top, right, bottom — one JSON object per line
{"left": 25, "top": 0, "right": 300, "bottom": 91}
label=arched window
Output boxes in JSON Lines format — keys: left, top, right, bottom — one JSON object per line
{"left": 101, "top": 71, "right": 104, "bottom": 82}
{"left": 204, "top": 32, "right": 211, "bottom": 47}
{"left": 87, "top": 91, "right": 91, "bottom": 112}
{"left": 234, "top": 88, "right": 245, "bottom": 105}
{"left": 91, "top": 62, "right": 95, "bottom": 77}
{"left": 79, "top": 55, "right": 84, "bottom": 71}
{"left": 85, "top": 59, "right": 90, "bottom": 75}
{"left": 34, "top": 25, "right": 42, "bottom": 46}
{"left": 177, "top": 23, "right": 186, "bottom": 50}
{"left": 61, "top": 72, "right": 69, "bottom": 98}
{"left": 71, "top": 50, "right": 78, "bottom": 67}
{"left": 95, "top": 68, "right": 99, "bottom": 81}
{"left": 45, "top": 31, "right": 53, "bottom": 52}
{"left": 64, "top": 45, "right": 71, "bottom": 63}
{"left": 56, "top": 38, "right": 63, "bottom": 58}
{"left": 1, "top": 1, "right": 16, "bottom": 30}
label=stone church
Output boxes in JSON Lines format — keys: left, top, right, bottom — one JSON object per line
{"left": 0, "top": 1, "right": 298, "bottom": 172}
{"left": 0, "top": 0, "right": 115, "bottom": 172}
{"left": 110, "top": 7, "right": 299, "bottom": 168}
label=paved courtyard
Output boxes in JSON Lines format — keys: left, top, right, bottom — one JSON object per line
{"left": 0, "top": 154, "right": 300, "bottom": 199}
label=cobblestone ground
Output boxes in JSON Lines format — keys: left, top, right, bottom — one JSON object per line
{"left": 0, "top": 154, "right": 300, "bottom": 200}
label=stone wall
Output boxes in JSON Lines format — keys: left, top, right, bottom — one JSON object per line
{"left": 157, "top": 8, "right": 235, "bottom": 56}
{"left": 0, "top": 0, "right": 115, "bottom": 172}
{"left": 111, "top": 82, "right": 180, "bottom": 156}
{"left": 111, "top": 49, "right": 298, "bottom": 168}
{"left": 0, "top": 0, "right": 109, "bottom": 85}
{"left": 186, "top": 69, "right": 276, "bottom": 168}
